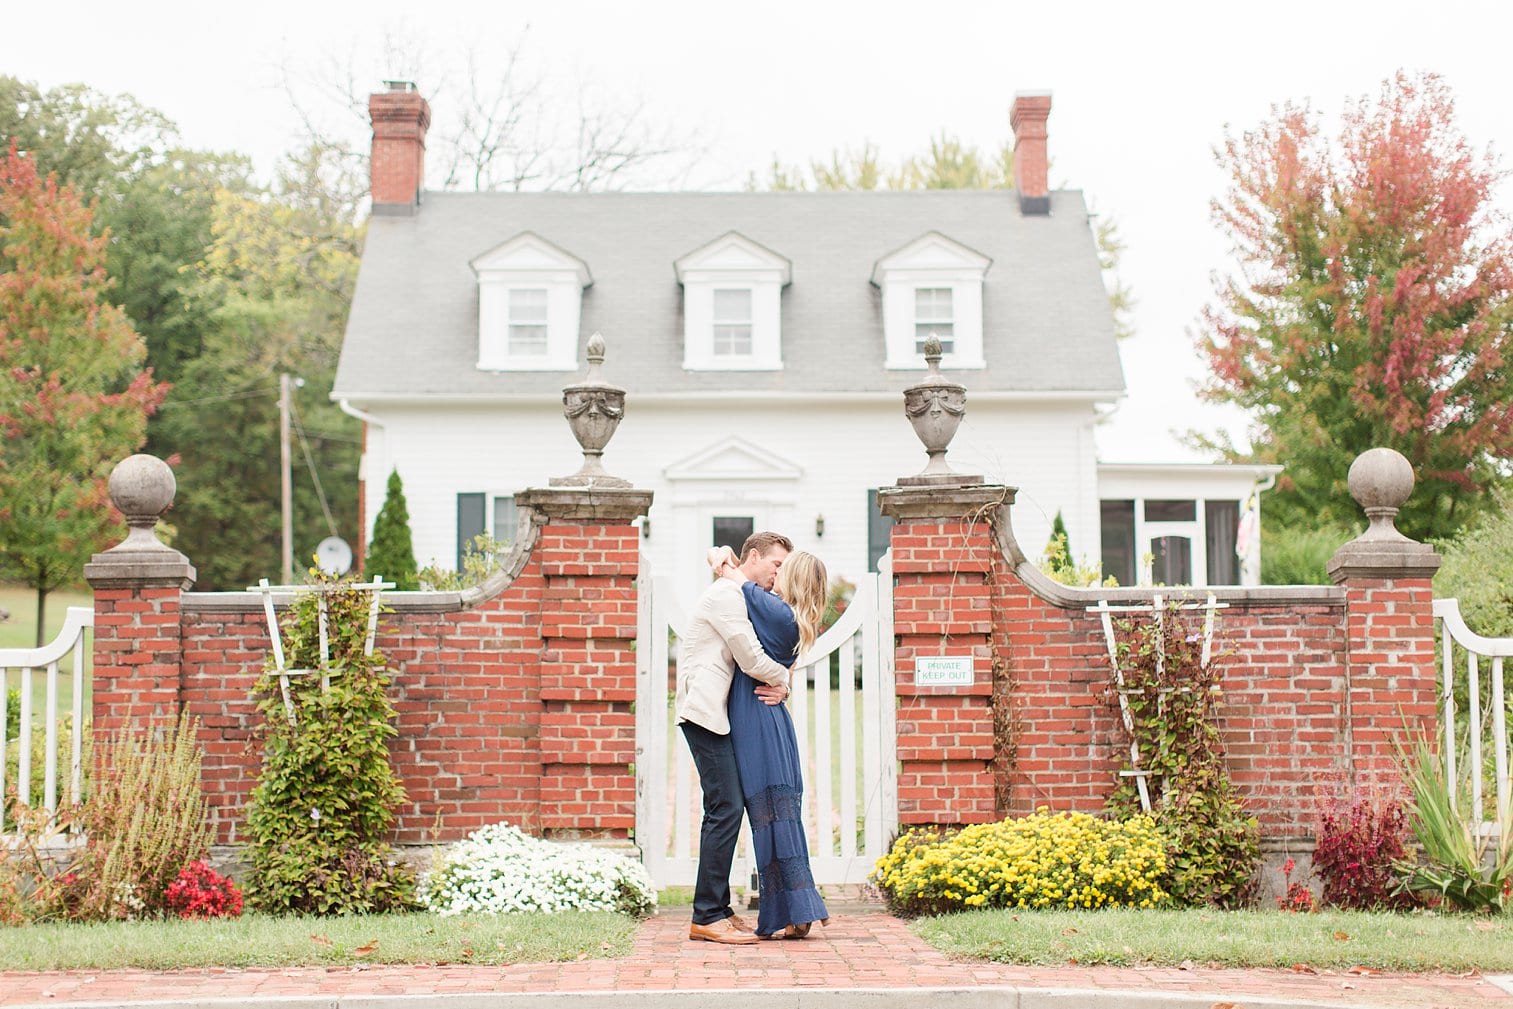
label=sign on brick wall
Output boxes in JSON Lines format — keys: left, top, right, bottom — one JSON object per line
{"left": 915, "top": 655, "right": 975, "bottom": 687}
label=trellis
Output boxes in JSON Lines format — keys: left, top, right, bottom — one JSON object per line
{"left": 250, "top": 576, "right": 393, "bottom": 725}
{"left": 1088, "top": 593, "right": 1226, "bottom": 812}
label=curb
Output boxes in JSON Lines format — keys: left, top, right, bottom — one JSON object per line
{"left": 3, "top": 986, "right": 1404, "bottom": 1009}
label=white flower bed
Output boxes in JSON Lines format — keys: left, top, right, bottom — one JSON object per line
{"left": 419, "top": 822, "right": 657, "bottom": 917}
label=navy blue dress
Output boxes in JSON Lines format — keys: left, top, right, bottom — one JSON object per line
{"left": 728, "top": 581, "right": 829, "bottom": 935}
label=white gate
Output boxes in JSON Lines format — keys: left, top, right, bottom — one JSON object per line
{"left": 635, "top": 554, "right": 896, "bottom": 888}
{"left": 1435, "top": 597, "right": 1513, "bottom": 835}
{"left": 1, "top": 606, "right": 93, "bottom": 832}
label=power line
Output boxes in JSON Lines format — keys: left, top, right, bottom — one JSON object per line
{"left": 157, "top": 385, "right": 282, "bottom": 409}
{"left": 290, "top": 397, "right": 339, "bottom": 539}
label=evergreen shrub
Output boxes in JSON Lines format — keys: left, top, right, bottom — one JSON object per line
{"left": 366, "top": 469, "right": 418, "bottom": 590}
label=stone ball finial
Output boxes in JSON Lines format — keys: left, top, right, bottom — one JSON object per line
{"left": 1348, "top": 448, "right": 1414, "bottom": 511}
{"left": 109, "top": 454, "right": 177, "bottom": 528}
{"left": 1347, "top": 447, "right": 1414, "bottom": 541}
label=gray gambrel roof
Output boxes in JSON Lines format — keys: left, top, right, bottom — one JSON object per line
{"left": 333, "top": 189, "right": 1126, "bottom": 400}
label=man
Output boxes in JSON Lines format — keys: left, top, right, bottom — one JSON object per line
{"left": 676, "top": 530, "right": 794, "bottom": 945}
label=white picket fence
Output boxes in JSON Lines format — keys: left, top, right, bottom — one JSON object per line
{"left": 635, "top": 555, "right": 897, "bottom": 888}
{"left": 1434, "top": 597, "right": 1513, "bottom": 834}
{"left": 0, "top": 606, "right": 93, "bottom": 832}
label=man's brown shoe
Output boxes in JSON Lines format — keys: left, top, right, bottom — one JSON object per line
{"left": 726, "top": 913, "right": 753, "bottom": 932}
{"left": 689, "top": 919, "right": 760, "bottom": 945}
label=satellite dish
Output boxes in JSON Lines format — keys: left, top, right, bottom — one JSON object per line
{"left": 316, "top": 536, "right": 353, "bottom": 576}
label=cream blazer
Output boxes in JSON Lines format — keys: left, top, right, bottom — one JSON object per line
{"left": 674, "top": 578, "right": 792, "bottom": 735}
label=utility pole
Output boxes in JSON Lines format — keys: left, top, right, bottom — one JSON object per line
{"left": 280, "top": 373, "right": 293, "bottom": 584}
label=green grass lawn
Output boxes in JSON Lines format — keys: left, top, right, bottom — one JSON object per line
{"left": 0, "top": 910, "right": 639, "bottom": 970}
{"left": 914, "top": 906, "right": 1513, "bottom": 972}
{"left": 2, "top": 584, "right": 94, "bottom": 725}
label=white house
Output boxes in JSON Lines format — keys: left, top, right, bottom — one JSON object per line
{"left": 334, "top": 84, "right": 1278, "bottom": 601}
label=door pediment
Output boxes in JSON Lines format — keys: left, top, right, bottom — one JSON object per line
{"left": 664, "top": 436, "right": 802, "bottom": 482}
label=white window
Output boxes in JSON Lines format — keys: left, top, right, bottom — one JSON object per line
{"left": 914, "top": 287, "right": 955, "bottom": 354}
{"left": 871, "top": 232, "right": 990, "bottom": 370}
{"left": 508, "top": 289, "right": 549, "bottom": 355}
{"left": 675, "top": 232, "right": 791, "bottom": 371}
{"left": 712, "top": 289, "right": 754, "bottom": 356}
{"left": 470, "top": 232, "right": 591, "bottom": 371}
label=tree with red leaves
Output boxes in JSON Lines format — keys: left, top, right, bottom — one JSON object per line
{"left": 0, "top": 143, "right": 168, "bottom": 644}
{"left": 1198, "top": 72, "right": 1513, "bottom": 542}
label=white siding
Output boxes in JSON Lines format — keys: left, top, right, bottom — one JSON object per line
{"left": 359, "top": 399, "right": 1102, "bottom": 604}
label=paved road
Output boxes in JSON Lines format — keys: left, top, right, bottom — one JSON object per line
{"left": 3, "top": 906, "right": 1507, "bottom": 1008}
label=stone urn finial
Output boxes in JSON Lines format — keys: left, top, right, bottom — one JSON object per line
{"left": 897, "top": 335, "right": 981, "bottom": 487}
{"left": 107, "top": 454, "right": 179, "bottom": 552}
{"left": 551, "top": 332, "right": 631, "bottom": 488}
{"left": 1347, "top": 447, "right": 1415, "bottom": 542}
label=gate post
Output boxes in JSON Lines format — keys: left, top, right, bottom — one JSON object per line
{"left": 1327, "top": 449, "right": 1441, "bottom": 784}
{"left": 83, "top": 455, "right": 196, "bottom": 743}
{"left": 878, "top": 483, "right": 1010, "bottom": 827}
{"left": 516, "top": 487, "right": 652, "bottom": 842}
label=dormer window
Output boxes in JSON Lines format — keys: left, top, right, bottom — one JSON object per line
{"left": 914, "top": 287, "right": 954, "bottom": 354}
{"left": 675, "top": 232, "right": 791, "bottom": 371}
{"left": 508, "top": 288, "right": 549, "bottom": 355}
{"left": 712, "top": 289, "right": 754, "bottom": 356}
{"left": 470, "top": 232, "right": 591, "bottom": 371}
{"left": 871, "top": 232, "right": 990, "bottom": 370}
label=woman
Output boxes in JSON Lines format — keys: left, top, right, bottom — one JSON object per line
{"left": 713, "top": 546, "right": 831, "bottom": 939}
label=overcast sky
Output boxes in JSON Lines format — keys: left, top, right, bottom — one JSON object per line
{"left": 7, "top": 0, "right": 1511, "bottom": 462}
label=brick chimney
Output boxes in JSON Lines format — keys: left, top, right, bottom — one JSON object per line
{"left": 1010, "top": 91, "right": 1052, "bottom": 215}
{"left": 369, "top": 81, "right": 431, "bottom": 216}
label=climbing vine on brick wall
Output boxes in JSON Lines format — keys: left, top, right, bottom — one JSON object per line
{"left": 1104, "top": 605, "right": 1260, "bottom": 908}
{"left": 244, "top": 567, "right": 416, "bottom": 914}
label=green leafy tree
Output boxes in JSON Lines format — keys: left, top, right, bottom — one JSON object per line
{"left": 366, "top": 469, "right": 418, "bottom": 590}
{"left": 1197, "top": 72, "right": 1513, "bottom": 543}
{"left": 0, "top": 145, "right": 167, "bottom": 643}
{"left": 749, "top": 131, "right": 1134, "bottom": 339}
{"left": 152, "top": 144, "right": 362, "bottom": 590}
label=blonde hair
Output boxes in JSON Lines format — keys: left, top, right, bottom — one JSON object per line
{"left": 776, "top": 550, "right": 828, "bottom": 656}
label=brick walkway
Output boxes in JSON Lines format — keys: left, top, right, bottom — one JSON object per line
{"left": 2, "top": 907, "right": 1508, "bottom": 1008}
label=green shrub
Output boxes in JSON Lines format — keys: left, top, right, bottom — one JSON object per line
{"left": 244, "top": 568, "right": 416, "bottom": 915}
{"left": 1434, "top": 488, "right": 1513, "bottom": 638}
{"left": 2, "top": 714, "right": 90, "bottom": 824}
{"left": 4, "top": 689, "right": 17, "bottom": 740}
{"left": 1105, "top": 606, "right": 1260, "bottom": 907}
{"left": 870, "top": 810, "right": 1169, "bottom": 917}
{"left": 1261, "top": 521, "right": 1354, "bottom": 585}
{"left": 418, "top": 533, "right": 511, "bottom": 591}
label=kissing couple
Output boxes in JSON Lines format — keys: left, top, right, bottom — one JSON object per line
{"left": 675, "top": 531, "right": 832, "bottom": 943}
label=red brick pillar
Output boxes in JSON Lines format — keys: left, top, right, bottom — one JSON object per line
{"left": 878, "top": 484, "right": 1008, "bottom": 827}
{"left": 82, "top": 455, "right": 196, "bottom": 744}
{"left": 516, "top": 487, "right": 651, "bottom": 840}
{"left": 1326, "top": 449, "right": 1441, "bottom": 784}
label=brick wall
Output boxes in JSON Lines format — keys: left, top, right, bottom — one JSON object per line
{"left": 92, "top": 490, "right": 649, "bottom": 848}
{"left": 883, "top": 485, "right": 1440, "bottom": 845}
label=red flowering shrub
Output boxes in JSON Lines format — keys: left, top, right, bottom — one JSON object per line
{"left": 1276, "top": 858, "right": 1317, "bottom": 913}
{"left": 1313, "top": 787, "right": 1412, "bottom": 910}
{"left": 164, "top": 860, "right": 244, "bottom": 920}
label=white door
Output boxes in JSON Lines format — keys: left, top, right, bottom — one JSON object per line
{"left": 634, "top": 553, "right": 897, "bottom": 889}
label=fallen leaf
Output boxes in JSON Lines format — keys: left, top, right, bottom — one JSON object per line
{"left": 1066, "top": 957, "right": 1078, "bottom": 965}
{"left": 576, "top": 951, "right": 590, "bottom": 961}
{"left": 39, "top": 993, "right": 54, "bottom": 1000}
{"left": 310, "top": 934, "right": 333, "bottom": 948}
{"left": 1290, "top": 964, "right": 1318, "bottom": 974}
{"left": 1473, "top": 921, "right": 1501, "bottom": 932}
{"left": 599, "top": 942, "right": 613, "bottom": 951}
{"left": 353, "top": 941, "right": 379, "bottom": 956}
{"left": 460, "top": 947, "right": 474, "bottom": 959}
{"left": 1123, "top": 946, "right": 1133, "bottom": 955}
{"left": 1333, "top": 931, "right": 1350, "bottom": 941}
{"left": 1346, "top": 965, "right": 1383, "bottom": 976}
{"left": 1340, "top": 982, "right": 1355, "bottom": 990}
{"left": 1178, "top": 959, "right": 1195, "bottom": 971}
{"left": 1211, "top": 1003, "right": 1239, "bottom": 1009}
{"left": 1060, "top": 927, "right": 1079, "bottom": 936}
